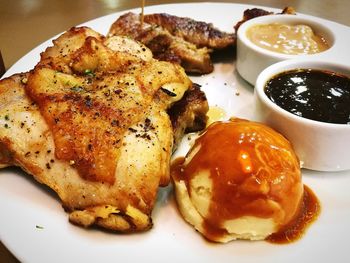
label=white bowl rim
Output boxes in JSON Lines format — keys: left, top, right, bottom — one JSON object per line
{"left": 255, "top": 58, "right": 350, "bottom": 129}
{"left": 237, "top": 14, "right": 336, "bottom": 59}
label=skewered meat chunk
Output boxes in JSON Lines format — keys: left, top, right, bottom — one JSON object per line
{"left": 109, "top": 12, "right": 235, "bottom": 74}
{"left": 143, "top": 13, "right": 235, "bottom": 49}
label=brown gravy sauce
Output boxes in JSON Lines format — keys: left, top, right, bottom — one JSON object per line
{"left": 267, "top": 185, "right": 320, "bottom": 244}
{"left": 172, "top": 119, "right": 320, "bottom": 243}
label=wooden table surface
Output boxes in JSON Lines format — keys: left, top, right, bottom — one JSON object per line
{"left": 0, "top": 0, "right": 349, "bottom": 261}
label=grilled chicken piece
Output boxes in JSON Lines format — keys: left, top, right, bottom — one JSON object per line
{"left": 144, "top": 13, "right": 235, "bottom": 49}
{"left": 234, "top": 7, "right": 296, "bottom": 32}
{"left": 0, "top": 27, "right": 208, "bottom": 232}
{"left": 109, "top": 12, "right": 234, "bottom": 74}
{"left": 108, "top": 12, "right": 213, "bottom": 74}
{"left": 168, "top": 83, "right": 208, "bottom": 149}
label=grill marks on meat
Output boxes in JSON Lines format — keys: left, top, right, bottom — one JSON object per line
{"left": 144, "top": 13, "right": 235, "bottom": 49}
{"left": 108, "top": 12, "right": 235, "bottom": 74}
{"left": 108, "top": 12, "right": 212, "bottom": 74}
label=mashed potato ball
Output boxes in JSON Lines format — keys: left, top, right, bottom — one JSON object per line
{"left": 171, "top": 118, "right": 303, "bottom": 242}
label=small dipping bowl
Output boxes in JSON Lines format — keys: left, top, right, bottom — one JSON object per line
{"left": 237, "top": 14, "right": 335, "bottom": 85}
{"left": 254, "top": 59, "right": 350, "bottom": 172}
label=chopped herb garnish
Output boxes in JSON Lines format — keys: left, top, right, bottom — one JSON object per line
{"left": 36, "top": 225, "right": 44, "bottom": 229}
{"left": 84, "top": 69, "right": 95, "bottom": 77}
{"left": 4, "top": 114, "right": 9, "bottom": 121}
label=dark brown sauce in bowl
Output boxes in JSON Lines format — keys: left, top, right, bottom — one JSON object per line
{"left": 264, "top": 69, "right": 350, "bottom": 124}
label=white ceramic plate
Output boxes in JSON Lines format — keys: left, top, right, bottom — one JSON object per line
{"left": 1, "top": 3, "right": 350, "bottom": 263}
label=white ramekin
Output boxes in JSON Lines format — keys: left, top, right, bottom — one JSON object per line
{"left": 254, "top": 58, "right": 350, "bottom": 171}
{"left": 237, "top": 14, "right": 335, "bottom": 85}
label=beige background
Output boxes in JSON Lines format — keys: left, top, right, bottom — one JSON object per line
{"left": 0, "top": 0, "right": 349, "bottom": 261}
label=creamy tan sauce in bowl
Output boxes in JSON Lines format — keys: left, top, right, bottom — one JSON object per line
{"left": 246, "top": 23, "right": 329, "bottom": 55}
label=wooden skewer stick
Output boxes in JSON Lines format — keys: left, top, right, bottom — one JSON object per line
{"left": 141, "top": 0, "right": 145, "bottom": 27}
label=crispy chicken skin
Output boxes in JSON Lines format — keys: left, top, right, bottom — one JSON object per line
{"left": 143, "top": 13, "right": 235, "bottom": 49}
{"left": 168, "top": 83, "right": 208, "bottom": 149}
{"left": 0, "top": 26, "right": 208, "bottom": 232}
{"left": 108, "top": 12, "right": 235, "bottom": 74}
{"left": 108, "top": 12, "right": 213, "bottom": 74}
